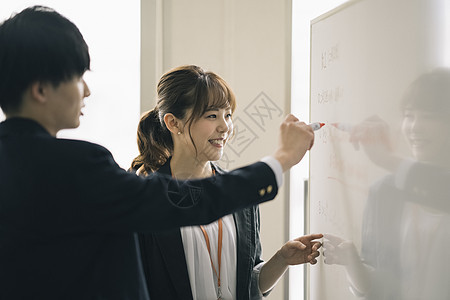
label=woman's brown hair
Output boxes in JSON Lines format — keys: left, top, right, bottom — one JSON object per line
{"left": 130, "top": 65, "right": 236, "bottom": 175}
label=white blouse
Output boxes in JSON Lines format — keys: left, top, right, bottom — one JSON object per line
{"left": 181, "top": 214, "right": 237, "bottom": 300}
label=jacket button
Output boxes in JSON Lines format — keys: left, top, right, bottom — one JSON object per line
{"left": 259, "top": 188, "right": 266, "bottom": 196}
{"left": 267, "top": 185, "right": 273, "bottom": 194}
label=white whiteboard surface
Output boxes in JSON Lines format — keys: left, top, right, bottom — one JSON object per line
{"left": 309, "top": 0, "right": 449, "bottom": 299}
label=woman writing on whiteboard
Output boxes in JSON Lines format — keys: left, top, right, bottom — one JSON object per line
{"left": 130, "top": 65, "right": 323, "bottom": 300}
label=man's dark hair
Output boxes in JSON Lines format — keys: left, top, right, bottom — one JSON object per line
{"left": 0, "top": 6, "right": 90, "bottom": 113}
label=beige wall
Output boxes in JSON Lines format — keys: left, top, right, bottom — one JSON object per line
{"left": 141, "top": 0, "right": 292, "bottom": 298}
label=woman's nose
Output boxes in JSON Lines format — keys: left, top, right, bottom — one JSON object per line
{"left": 217, "top": 118, "right": 229, "bottom": 133}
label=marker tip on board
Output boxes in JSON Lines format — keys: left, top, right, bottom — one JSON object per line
{"left": 309, "top": 122, "right": 326, "bottom": 131}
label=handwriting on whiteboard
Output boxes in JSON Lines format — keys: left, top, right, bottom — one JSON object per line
{"left": 317, "top": 86, "right": 344, "bottom": 104}
{"left": 317, "top": 197, "right": 345, "bottom": 232}
{"left": 321, "top": 43, "right": 339, "bottom": 70}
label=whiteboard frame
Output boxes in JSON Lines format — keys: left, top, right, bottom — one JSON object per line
{"left": 306, "top": 1, "right": 361, "bottom": 299}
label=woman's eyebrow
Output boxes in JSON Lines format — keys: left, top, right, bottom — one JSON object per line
{"left": 206, "top": 106, "right": 231, "bottom": 111}
{"left": 205, "top": 106, "right": 231, "bottom": 111}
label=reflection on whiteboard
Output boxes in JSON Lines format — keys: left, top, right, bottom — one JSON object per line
{"left": 309, "top": 0, "right": 450, "bottom": 299}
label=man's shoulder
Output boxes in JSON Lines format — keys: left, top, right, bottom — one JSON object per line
{"left": 25, "top": 135, "right": 110, "bottom": 158}
{"left": 54, "top": 137, "right": 110, "bottom": 154}
{"left": 47, "top": 138, "right": 115, "bottom": 168}
{"left": 0, "top": 118, "right": 112, "bottom": 157}
{"left": 23, "top": 136, "right": 114, "bottom": 170}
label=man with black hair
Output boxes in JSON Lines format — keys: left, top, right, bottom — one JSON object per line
{"left": 0, "top": 6, "right": 315, "bottom": 299}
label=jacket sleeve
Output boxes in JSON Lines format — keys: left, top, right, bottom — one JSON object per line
{"left": 39, "top": 140, "right": 279, "bottom": 234}
{"left": 249, "top": 206, "right": 274, "bottom": 299}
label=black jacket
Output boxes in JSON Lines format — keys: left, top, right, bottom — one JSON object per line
{"left": 138, "top": 161, "right": 266, "bottom": 300}
{"left": 0, "top": 118, "right": 278, "bottom": 300}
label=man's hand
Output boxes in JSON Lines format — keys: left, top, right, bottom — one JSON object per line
{"left": 273, "top": 114, "right": 315, "bottom": 172}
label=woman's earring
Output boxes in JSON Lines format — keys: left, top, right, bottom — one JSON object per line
{"left": 177, "top": 131, "right": 182, "bottom": 135}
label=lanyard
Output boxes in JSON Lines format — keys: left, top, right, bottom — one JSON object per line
{"left": 198, "top": 167, "right": 222, "bottom": 299}
{"left": 200, "top": 219, "right": 223, "bottom": 300}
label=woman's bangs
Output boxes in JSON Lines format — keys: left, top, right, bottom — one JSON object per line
{"left": 205, "top": 79, "right": 236, "bottom": 113}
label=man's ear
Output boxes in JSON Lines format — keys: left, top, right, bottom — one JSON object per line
{"left": 163, "top": 113, "right": 183, "bottom": 135}
{"left": 29, "top": 81, "right": 49, "bottom": 104}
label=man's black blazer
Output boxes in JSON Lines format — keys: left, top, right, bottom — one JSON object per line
{"left": 138, "top": 161, "right": 267, "bottom": 300}
{"left": 0, "top": 118, "right": 278, "bottom": 300}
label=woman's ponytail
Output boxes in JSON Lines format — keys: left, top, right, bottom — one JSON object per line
{"left": 130, "top": 108, "right": 173, "bottom": 175}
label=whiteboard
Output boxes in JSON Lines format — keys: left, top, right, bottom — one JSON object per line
{"left": 308, "top": 0, "right": 448, "bottom": 299}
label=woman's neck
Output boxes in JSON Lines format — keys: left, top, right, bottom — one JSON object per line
{"left": 170, "top": 153, "right": 213, "bottom": 179}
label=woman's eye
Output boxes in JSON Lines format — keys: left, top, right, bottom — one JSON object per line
{"left": 226, "top": 113, "right": 232, "bottom": 118}
{"left": 207, "top": 114, "right": 217, "bottom": 119}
